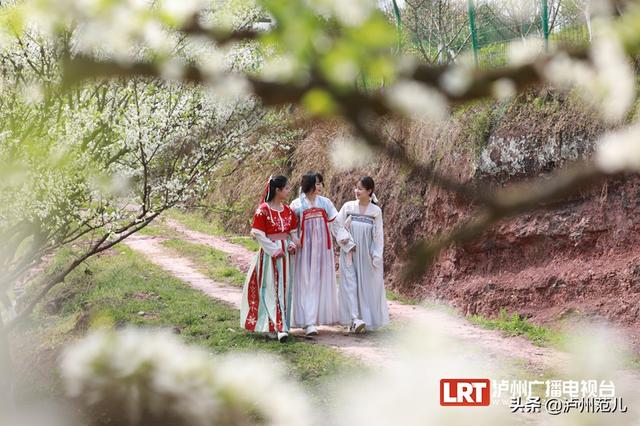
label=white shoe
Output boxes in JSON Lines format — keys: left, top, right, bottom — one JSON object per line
{"left": 350, "top": 319, "right": 366, "bottom": 334}
{"left": 267, "top": 332, "right": 277, "bottom": 340}
{"left": 277, "top": 332, "right": 289, "bottom": 343}
{"left": 304, "top": 325, "right": 318, "bottom": 336}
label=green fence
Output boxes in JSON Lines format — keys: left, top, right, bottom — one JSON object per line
{"left": 400, "top": 0, "right": 591, "bottom": 66}
{"left": 358, "top": 0, "right": 591, "bottom": 90}
{"left": 467, "top": 0, "right": 591, "bottom": 67}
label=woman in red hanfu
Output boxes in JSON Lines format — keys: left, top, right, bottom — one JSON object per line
{"left": 240, "top": 175, "right": 298, "bottom": 343}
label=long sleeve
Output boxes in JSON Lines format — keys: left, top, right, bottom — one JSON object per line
{"left": 335, "top": 203, "right": 355, "bottom": 253}
{"left": 371, "top": 210, "right": 384, "bottom": 268}
{"left": 290, "top": 229, "right": 300, "bottom": 246}
{"left": 329, "top": 220, "right": 349, "bottom": 242}
{"left": 326, "top": 198, "right": 348, "bottom": 242}
{"left": 250, "top": 204, "right": 282, "bottom": 257}
{"left": 250, "top": 228, "right": 282, "bottom": 257}
{"left": 286, "top": 205, "right": 299, "bottom": 249}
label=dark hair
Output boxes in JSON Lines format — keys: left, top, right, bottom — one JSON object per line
{"left": 300, "top": 173, "right": 317, "bottom": 194}
{"left": 265, "top": 175, "right": 288, "bottom": 202}
{"left": 359, "top": 176, "right": 376, "bottom": 204}
{"left": 315, "top": 172, "right": 324, "bottom": 185}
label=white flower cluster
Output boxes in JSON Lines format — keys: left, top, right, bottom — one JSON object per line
{"left": 260, "top": 54, "right": 302, "bottom": 83}
{"left": 0, "top": 70, "right": 120, "bottom": 239}
{"left": 385, "top": 79, "right": 449, "bottom": 123}
{"left": 331, "top": 316, "right": 510, "bottom": 426}
{"left": 332, "top": 314, "right": 640, "bottom": 426}
{"left": 0, "top": 26, "right": 281, "bottom": 305}
{"left": 330, "top": 135, "right": 376, "bottom": 170}
{"left": 507, "top": 36, "right": 546, "bottom": 66}
{"left": 0, "top": 0, "right": 265, "bottom": 100}
{"left": 544, "top": 28, "right": 635, "bottom": 124}
{"left": 61, "top": 328, "right": 312, "bottom": 426}
{"left": 20, "top": 0, "right": 207, "bottom": 62}
{"left": 205, "top": 0, "right": 264, "bottom": 33}
{"left": 44, "top": 314, "right": 640, "bottom": 426}
{"left": 439, "top": 63, "right": 473, "bottom": 97}
{"left": 594, "top": 124, "right": 640, "bottom": 173}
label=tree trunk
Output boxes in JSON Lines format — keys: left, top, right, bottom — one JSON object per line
{"left": 0, "top": 317, "right": 16, "bottom": 424}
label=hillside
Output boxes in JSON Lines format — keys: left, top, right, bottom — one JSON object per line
{"left": 203, "top": 90, "right": 640, "bottom": 349}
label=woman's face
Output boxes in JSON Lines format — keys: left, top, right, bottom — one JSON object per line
{"left": 314, "top": 180, "right": 324, "bottom": 195}
{"left": 276, "top": 183, "right": 291, "bottom": 201}
{"left": 354, "top": 181, "right": 370, "bottom": 201}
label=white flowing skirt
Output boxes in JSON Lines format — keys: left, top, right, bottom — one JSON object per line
{"left": 338, "top": 220, "right": 389, "bottom": 329}
{"left": 292, "top": 217, "right": 339, "bottom": 327}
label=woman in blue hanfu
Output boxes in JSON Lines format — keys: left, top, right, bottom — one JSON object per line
{"left": 240, "top": 175, "right": 298, "bottom": 343}
{"left": 289, "top": 172, "right": 344, "bottom": 336}
{"left": 335, "top": 176, "right": 389, "bottom": 333}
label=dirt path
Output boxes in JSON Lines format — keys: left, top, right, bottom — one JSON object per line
{"left": 124, "top": 233, "right": 395, "bottom": 364}
{"left": 121, "top": 218, "right": 570, "bottom": 371}
{"left": 164, "top": 219, "right": 255, "bottom": 272}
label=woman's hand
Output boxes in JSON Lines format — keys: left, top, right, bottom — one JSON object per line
{"left": 339, "top": 238, "right": 352, "bottom": 246}
{"left": 341, "top": 240, "right": 356, "bottom": 253}
{"left": 273, "top": 249, "right": 285, "bottom": 259}
{"left": 287, "top": 241, "right": 297, "bottom": 255}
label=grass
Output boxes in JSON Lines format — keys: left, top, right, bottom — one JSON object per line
{"left": 161, "top": 238, "right": 246, "bottom": 286}
{"left": 12, "top": 246, "right": 359, "bottom": 402}
{"left": 168, "top": 209, "right": 259, "bottom": 252}
{"left": 228, "top": 235, "right": 259, "bottom": 252}
{"left": 137, "top": 219, "right": 182, "bottom": 238}
{"left": 386, "top": 289, "right": 420, "bottom": 305}
{"left": 469, "top": 308, "right": 564, "bottom": 348}
{"left": 168, "top": 209, "right": 228, "bottom": 236}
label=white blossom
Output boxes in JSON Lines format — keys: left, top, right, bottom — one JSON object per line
{"left": 207, "top": 74, "right": 252, "bottom": 104}
{"left": 158, "top": 0, "right": 206, "bottom": 25}
{"left": 589, "top": 30, "right": 636, "bottom": 123}
{"left": 160, "top": 57, "right": 186, "bottom": 81}
{"left": 594, "top": 124, "right": 640, "bottom": 173}
{"left": 548, "top": 323, "right": 640, "bottom": 425}
{"left": 440, "top": 65, "right": 473, "bottom": 97}
{"left": 0, "top": 30, "right": 277, "bottom": 306}
{"left": 330, "top": 136, "right": 376, "bottom": 170}
{"left": 215, "top": 354, "right": 313, "bottom": 426}
{"left": 60, "top": 328, "right": 314, "bottom": 426}
{"left": 507, "top": 36, "right": 545, "bottom": 66}
{"left": 331, "top": 317, "right": 510, "bottom": 426}
{"left": 21, "top": 81, "right": 44, "bottom": 104}
{"left": 260, "top": 54, "right": 301, "bottom": 82}
{"left": 544, "top": 29, "right": 635, "bottom": 124}
{"left": 491, "top": 78, "right": 516, "bottom": 100}
{"left": 385, "top": 79, "right": 449, "bottom": 122}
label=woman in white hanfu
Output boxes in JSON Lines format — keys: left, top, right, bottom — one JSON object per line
{"left": 289, "top": 172, "right": 343, "bottom": 336}
{"left": 335, "top": 176, "right": 389, "bottom": 333}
